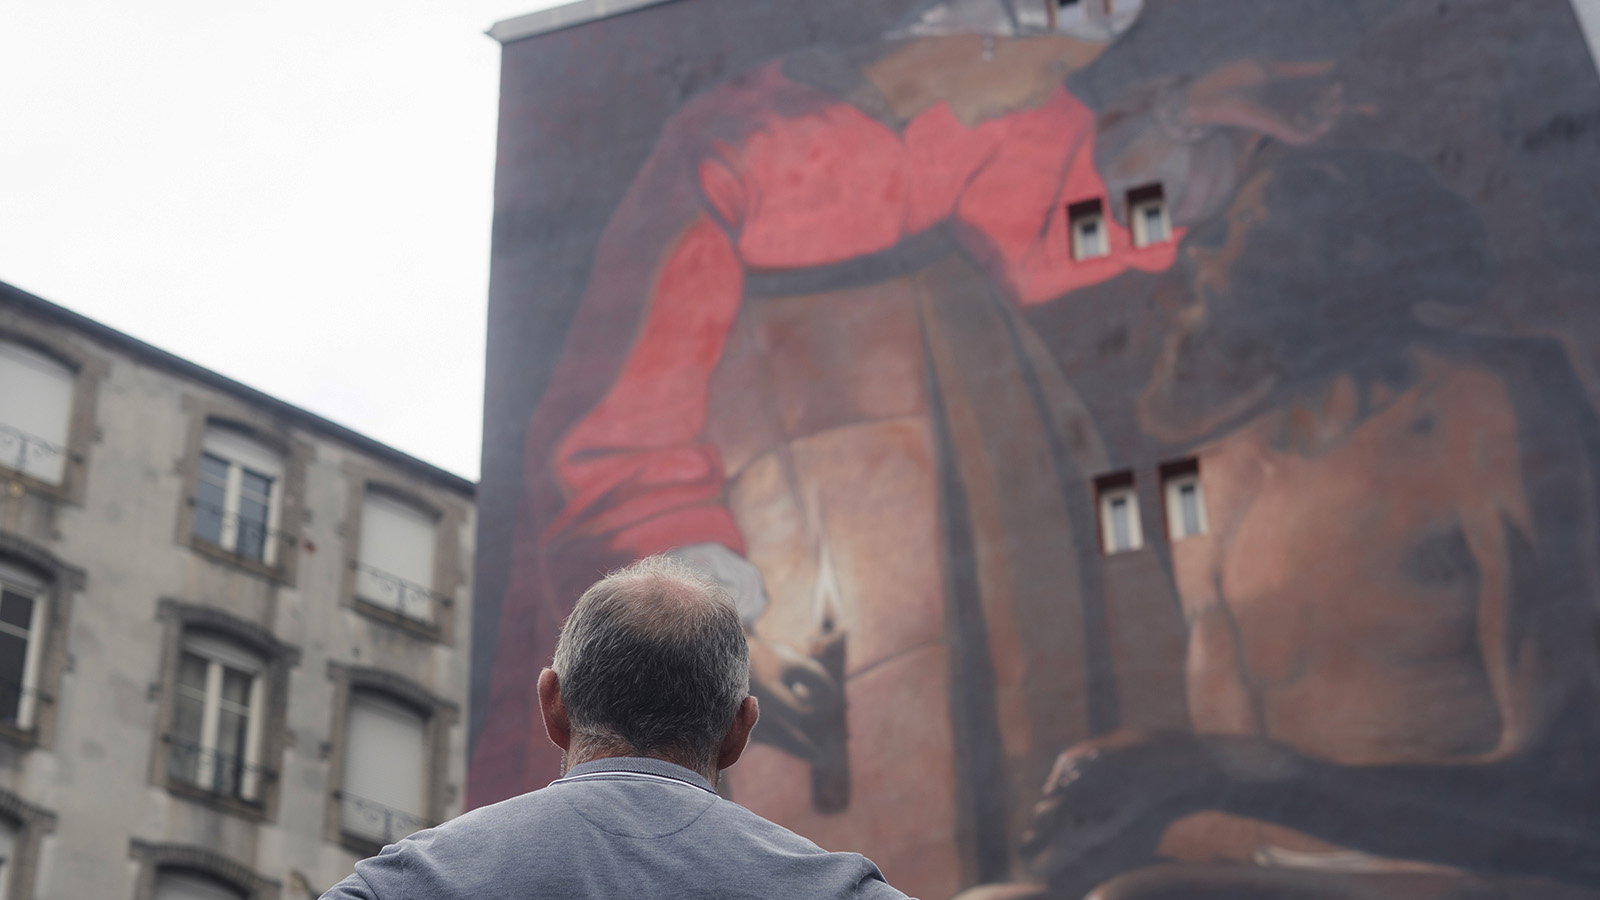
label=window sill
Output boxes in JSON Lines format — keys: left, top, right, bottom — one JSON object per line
{"left": 188, "top": 538, "right": 289, "bottom": 584}
{"left": 349, "top": 597, "right": 444, "bottom": 644}
{"left": 0, "top": 466, "right": 72, "bottom": 506}
{"left": 165, "top": 778, "right": 271, "bottom": 823}
{"left": 0, "top": 720, "right": 39, "bottom": 751}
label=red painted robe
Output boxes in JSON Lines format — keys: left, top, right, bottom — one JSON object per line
{"left": 472, "top": 59, "right": 1180, "bottom": 807}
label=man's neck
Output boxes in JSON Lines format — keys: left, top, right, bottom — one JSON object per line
{"left": 564, "top": 740, "right": 719, "bottom": 785}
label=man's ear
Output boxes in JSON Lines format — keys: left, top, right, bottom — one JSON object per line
{"left": 538, "top": 668, "right": 572, "bottom": 751}
{"left": 715, "top": 695, "right": 759, "bottom": 772}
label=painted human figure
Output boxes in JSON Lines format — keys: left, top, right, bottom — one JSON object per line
{"left": 477, "top": 1, "right": 1351, "bottom": 893}
{"left": 1011, "top": 151, "right": 1600, "bottom": 899}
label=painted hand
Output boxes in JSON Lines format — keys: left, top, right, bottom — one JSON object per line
{"left": 1020, "top": 730, "right": 1229, "bottom": 896}
{"left": 669, "top": 542, "right": 770, "bottom": 625}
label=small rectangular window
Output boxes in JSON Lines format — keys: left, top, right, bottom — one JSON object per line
{"left": 1068, "top": 199, "right": 1109, "bottom": 260}
{"left": 342, "top": 691, "right": 428, "bottom": 844}
{"left": 0, "top": 340, "right": 73, "bottom": 486}
{"left": 168, "top": 636, "right": 266, "bottom": 803}
{"left": 0, "top": 563, "right": 46, "bottom": 730}
{"left": 1128, "top": 184, "right": 1171, "bottom": 248}
{"left": 1095, "top": 472, "right": 1142, "bottom": 554}
{"left": 355, "top": 491, "right": 439, "bottom": 623}
{"left": 1162, "top": 459, "right": 1207, "bottom": 540}
{"left": 193, "top": 427, "right": 283, "bottom": 566}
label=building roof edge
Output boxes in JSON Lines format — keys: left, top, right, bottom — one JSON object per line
{"left": 487, "top": 0, "right": 678, "bottom": 44}
{"left": 0, "top": 280, "right": 477, "bottom": 498}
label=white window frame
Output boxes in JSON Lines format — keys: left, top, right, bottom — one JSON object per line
{"left": 195, "top": 428, "right": 284, "bottom": 566}
{"left": 1164, "top": 470, "right": 1208, "bottom": 540}
{"left": 173, "top": 635, "right": 266, "bottom": 803}
{"left": 0, "top": 340, "right": 74, "bottom": 487}
{"left": 0, "top": 563, "right": 46, "bottom": 731}
{"left": 1098, "top": 483, "right": 1143, "bottom": 554}
{"left": 1129, "top": 186, "right": 1172, "bottom": 248}
{"left": 1069, "top": 199, "right": 1110, "bottom": 261}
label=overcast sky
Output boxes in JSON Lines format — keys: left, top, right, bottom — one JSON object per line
{"left": 0, "top": 0, "right": 570, "bottom": 482}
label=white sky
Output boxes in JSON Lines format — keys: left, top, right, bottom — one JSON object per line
{"left": 0, "top": 0, "right": 570, "bottom": 482}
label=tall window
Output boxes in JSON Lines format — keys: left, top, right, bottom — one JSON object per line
{"left": 170, "top": 634, "right": 265, "bottom": 803}
{"left": 193, "top": 426, "right": 282, "bottom": 565}
{"left": 1096, "top": 473, "right": 1143, "bottom": 554}
{"left": 0, "top": 563, "right": 46, "bottom": 730}
{"left": 355, "top": 492, "right": 438, "bottom": 623}
{"left": 341, "top": 690, "right": 428, "bottom": 845}
{"left": 0, "top": 340, "right": 73, "bottom": 486}
{"left": 1128, "top": 183, "right": 1171, "bottom": 247}
{"left": 1068, "top": 199, "right": 1109, "bottom": 260}
{"left": 153, "top": 870, "right": 246, "bottom": 900}
{"left": 1163, "top": 459, "right": 1207, "bottom": 540}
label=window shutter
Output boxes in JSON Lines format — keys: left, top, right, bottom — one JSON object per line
{"left": 357, "top": 493, "right": 437, "bottom": 616}
{"left": 0, "top": 341, "right": 73, "bottom": 484}
{"left": 344, "top": 691, "right": 427, "bottom": 837}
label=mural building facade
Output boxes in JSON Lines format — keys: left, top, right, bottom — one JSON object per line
{"left": 472, "top": 1, "right": 1600, "bottom": 898}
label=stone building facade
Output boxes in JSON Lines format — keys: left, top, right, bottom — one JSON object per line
{"left": 0, "top": 280, "right": 475, "bottom": 900}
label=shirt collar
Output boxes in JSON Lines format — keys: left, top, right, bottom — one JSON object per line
{"left": 553, "top": 756, "right": 719, "bottom": 795}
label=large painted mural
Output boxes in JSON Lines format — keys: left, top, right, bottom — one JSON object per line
{"left": 471, "top": 1, "right": 1600, "bottom": 898}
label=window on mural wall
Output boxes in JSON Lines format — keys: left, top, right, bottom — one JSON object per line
{"left": 1162, "top": 459, "right": 1207, "bottom": 540}
{"left": 1068, "top": 199, "right": 1109, "bottom": 260}
{"left": 1128, "top": 184, "right": 1171, "bottom": 247}
{"left": 0, "top": 340, "right": 73, "bottom": 485}
{"left": 355, "top": 491, "right": 438, "bottom": 623}
{"left": 170, "top": 633, "right": 266, "bottom": 803}
{"left": 1096, "top": 472, "right": 1142, "bottom": 554}
{"left": 0, "top": 562, "right": 47, "bottom": 730}
{"left": 192, "top": 426, "right": 282, "bottom": 565}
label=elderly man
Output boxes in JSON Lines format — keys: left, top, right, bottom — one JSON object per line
{"left": 321, "top": 556, "right": 912, "bottom": 900}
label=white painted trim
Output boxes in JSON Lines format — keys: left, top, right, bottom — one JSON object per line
{"left": 488, "top": 0, "right": 679, "bottom": 44}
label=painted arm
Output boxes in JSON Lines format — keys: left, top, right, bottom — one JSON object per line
{"left": 543, "top": 212, "right": 748, "bottom": 561}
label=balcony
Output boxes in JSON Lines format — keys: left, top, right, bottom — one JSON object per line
{"left": 164, "top": 733, "right": 275, "bottom": 806}
{"left": 337, "top": 791, "right": 430, "bottom": 847}
{"left": 0, "top": 421, "right": 65, "bottom": 486}
{"left": 352, "top": 561, "right": 449, "bottom": 625}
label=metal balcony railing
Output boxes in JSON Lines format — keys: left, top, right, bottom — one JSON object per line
{"left": 337, "top": 791, "right": 429, "bottom": 844}
{"left": 0, "top": 676, "right": 47, "bottom": 727}
{"left": 0, "top": 421, "right": 65, "bottom": 483}
{"left": 352, "top": 561, "right": 449, "bottom": 623}
{"left": 190, "top": 498, "right": 294, "bottom": 563}
{"left": 165, "top": 733, "right": 275, "bottom": 803}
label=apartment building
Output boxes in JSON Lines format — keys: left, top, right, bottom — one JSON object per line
{"left": 0, "top": 280, "right": 475, "bottom": 900}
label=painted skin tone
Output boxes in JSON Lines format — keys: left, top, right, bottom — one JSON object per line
{"left": 1013, "top": 168, "right": 1600, "bottom": 900}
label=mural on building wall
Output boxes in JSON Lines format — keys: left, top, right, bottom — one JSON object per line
{"left": 472, "top": 1, "right": 1600, "bottom": 897}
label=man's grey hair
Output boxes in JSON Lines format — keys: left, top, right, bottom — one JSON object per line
{"left": 552, "top": 555, "right": 751, "bottom": 765}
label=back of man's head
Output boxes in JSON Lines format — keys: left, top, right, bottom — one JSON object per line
{"left": 551, "top": 555, "right": 750, "bottom": 769}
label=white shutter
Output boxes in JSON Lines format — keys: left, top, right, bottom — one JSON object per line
{"left": 356, "top": 493, "right": 437, "bottom": 617}
{"left": 344, "top": 691, "right": 427, "bottom": 828}
{"left": 0, "top": 340, "right": 73, "bottom": 484}
{"left": 153, "top": 871, "right": 245, "bottom": 900}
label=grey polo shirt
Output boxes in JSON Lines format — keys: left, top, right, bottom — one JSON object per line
{"left": 321, "top": 756, "right": 913, "bottom": 899}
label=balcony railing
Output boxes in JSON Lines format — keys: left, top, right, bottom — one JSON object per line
{"left": 0, "top": 421, "right": 65, "bottom": 484}
{"left": 190, "top": 498, "right": 294, "bottom": 563}
{"left": 0, "top": 675, "right": 47, "bottom": 729}
{"left": 337, "top": 791, "right": 429, "bottom": 845}
{"left": 165, "top": 733, "right": 275, "bottom": 803}
{"left": 352, "top": 561, "right": 448, "bottom": 623}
